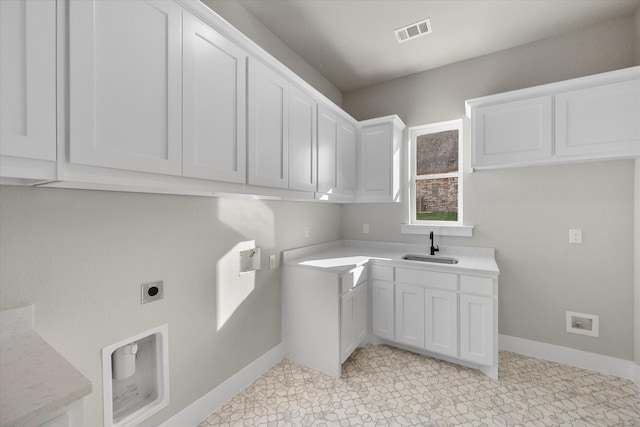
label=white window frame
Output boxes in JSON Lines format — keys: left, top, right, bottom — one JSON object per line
{"left": 401, "top": 119, "right": 473, "bottom": 237}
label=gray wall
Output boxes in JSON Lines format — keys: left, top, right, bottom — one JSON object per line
{"left": 635, "top": 6, "right": 640, "bottom": 366}
{"left": 201, "top": 0, "right": 342, "bottom": 106}
{"left": 635, "top": 158, "right": 640, "bottom": 364}
{"left": 341, "top": 15, "right": 639, "bottom": 360}
{"left": 0, "top": 187, "right": 341, "bottom": 426}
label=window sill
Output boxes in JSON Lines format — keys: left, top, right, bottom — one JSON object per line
{"left": 400, "top": 223, "right": 474, "bottom": 237}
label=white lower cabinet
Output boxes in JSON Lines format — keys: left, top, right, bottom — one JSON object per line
{"left": 340, "top": 282, "right": 367, "bottom": 363}
{"left": 459, "top": 294, "right": 494, "bottom": 366}
{"left": 371, "top": 280, "right": 394, "bottom": 340}
{"left": 395, "top": 283, "right": 425, "bottom": 348}
{"left": 371, "top": 263, "right": 498, "bottom": 378}
{"left": 283, "top": 264, "right": 367, "bottom": 378}
{"left": 424, "top": 289, "right": 458, "bottom": 357}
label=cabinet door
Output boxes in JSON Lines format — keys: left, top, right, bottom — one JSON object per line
{"left": 69, "top": 0, "right": 182, "bottom": 175}
{"left": 337, "top": 120, "right": 357, "bottom": 195}
{"left": 395, "top": 283, "right": 425, "bottom": 348}
{"left": 0, "top": 0, "right": 56, "bottom": 161}
{"left": 183, "top": 13, "right": 246, "bottom": 183}
{"left": 340, "top": 290, "right": 356, "bottom": 363}
{"left": 424, "top": 289, "right": 458, "bottom": 357}
{"left": 555, "top": 79, "right": 640, "bottom": 158}
{"left": 459, "top": 294, "right": 494, "bottom": 365}
{"left": 355, "top": 282, "right": 368, "bottom": 344}
{"left": 472, "top": 96, "right": 553, "bottom": 168}
{"left": 359, "top": 124, "right": 392, "bottom": 200}
{"left": 372, "top": 280, "right": 394, "bottom": 340}
{"left": 247, "top": 58, "right": 288, "bottom": 188}
{"left": 288, "top": 85, "right": 316, "bottom": 191}
{"left": 317, "top": 104, "right": 338, "bottom": 194}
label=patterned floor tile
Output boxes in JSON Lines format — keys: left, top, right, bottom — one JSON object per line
{"left": 197, "top": 345, "right": 640, "bottom": 426}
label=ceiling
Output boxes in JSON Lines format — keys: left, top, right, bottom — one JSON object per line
{"left": 236, "top": 0, "right": 640, "bottom": 93}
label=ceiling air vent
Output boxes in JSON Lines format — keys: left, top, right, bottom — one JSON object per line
{"left": 394, "top": 18, "right": 432, "bottom": 43}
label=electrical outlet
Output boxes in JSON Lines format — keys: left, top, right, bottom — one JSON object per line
{"left": 569, "top": 229, "right": 582, "bottom": 244}
{"left": 304, "top": 227, "right": 310, "bottom": 238}
{"left": 363, "top": 224, "right": 369, "bottom": 234}
{"left": 141, "top": 280, "right": 164, "bottom": 304}
{"left": 269, "top": 254, "right": 277, "bottom": 269}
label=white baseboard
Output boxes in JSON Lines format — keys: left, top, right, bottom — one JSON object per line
{"left": 499, "top": 334, "right": 639, "bottom": 387}
{"left": 160, "top": 343, "right": 285, "bottom": 427}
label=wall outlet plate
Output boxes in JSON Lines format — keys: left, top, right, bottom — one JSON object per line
{"left": 566, "top": 311, "right": 599, "bottom": 337}
{"left": 141, "top": 281, "right": 164, "bottom": 304}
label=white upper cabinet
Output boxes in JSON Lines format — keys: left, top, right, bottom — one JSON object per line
{"left": 68, "top": 0, "right": 183, "bottom": 175}
{"left": 467, "top": 66, "right": 640, "bottom": 170}
{"left": 0, "top": 0, "right": 57, "bottom": 175}
{"left": 337, "top": 121, "right": 357, "bottom": 195}
{"left": 182, "top": 12, "right": 247, "bottom": 183}
{"left": 247, "top": 58, "right": 289, "bottom": 189}
{"left": 555, "top": 78, "right": 640, "bottom": 158}
{"left": 358, "top": 116, "right": 405, "bottom": 203}
{"left": 470, "top": 96, "right": 553, "bottom": 168}
{"left": 317, "top": 104, "right": 357, "bottom": 200}
{"left": 317, "top": 104, "right": 338, "bottom": 195}
{"left": 288, "top": 85, "right": 317, "bottom": 192}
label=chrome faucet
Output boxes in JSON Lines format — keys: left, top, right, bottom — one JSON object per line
{"left": 429, "top": 231, "right": 439, "bottom": 256}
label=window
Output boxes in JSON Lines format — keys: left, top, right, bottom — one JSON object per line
{"left": 409, "top": 119, "right": 463, "bottom": 225}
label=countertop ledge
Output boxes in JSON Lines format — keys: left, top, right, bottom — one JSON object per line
{"left": 0, "top": 306, "right": 92, "bottom": 427}
{"left": 283, "top": 239, "right": 499, "bottom": 276}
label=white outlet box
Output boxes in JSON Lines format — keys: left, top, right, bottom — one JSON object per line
{"left": 269, "top": 254, "right": 277, "bottom": 269}
{"left": 363, "top": 224, "right": 369, "bottom": 234}
{"left": 569, "top": 229, "right": 582, "bottom": 244}
{"left": 566, "top": 311, "right": 599, "bottom": 337}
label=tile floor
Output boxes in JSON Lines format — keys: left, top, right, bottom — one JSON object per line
{"left": 198, "top": 345, "right": 640, "bottom": 426}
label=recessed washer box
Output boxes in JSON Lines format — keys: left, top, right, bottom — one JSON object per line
{"left": 102, "top": 324, "right": 169, "bottom": 427}
{"left": 566, "top": 311, "right": 599, "bottom": 337}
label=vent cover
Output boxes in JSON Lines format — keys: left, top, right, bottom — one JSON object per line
{"left": 394, "top": 18, "right": 432, "bottom": 43}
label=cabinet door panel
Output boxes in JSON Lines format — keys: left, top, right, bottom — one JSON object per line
{"left": 460, "top": 294, "right": 494, "bottom": 365}
{"left": 0, "top": 0, "right": 56, "bottom": 161}
{"left": 337, "top": 121, "right": 356, "bottom": 194}
{"left": 317, "top": 105, "right": 338, "bottom": 193}
{"left": 247, "top": 58, "right": 288, "bottom": 188}
{"left": 183, "top": 13, "right": 246, "bottom": 183}
{"left": 360, "top": 124, "right": 391, "bottom": 197}
{"left": 340, "top": 290, "right": 355, "bottom": 363}
{"left": 556, "top": 79, "right": 640, "bottom": 157}
{"left": 355, "top": 282, "right": 368, "bottom": 344}
{"left": 395, "top": 283, "right": 425, "bottom": 348}
{"left": 372, "top": 280, "right": 394, "bottom": 340}
{"left": 69, "top": 0, "right": 182, "bottom": 175}
{"left": 473, "top": 96, "right": 552, "bottom": 167}
{"left": 288, "top": 85, "right": 316, "bottom": 191}
{"left": 424, "top": 289, "right": 458, "bottom": 357}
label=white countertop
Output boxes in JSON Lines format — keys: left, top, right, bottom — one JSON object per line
{"left": 283, "top": 239, "right": 499, "bottom": 276}
{"left": 0, "top": 306, "right": 92, "bottom": 427}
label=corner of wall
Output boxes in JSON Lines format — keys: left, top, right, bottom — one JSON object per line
{"left": 199, "top": 0, "right": 342, "bottom": 105}
{"left": 635, "top": 157, "right": 640, "bottom": 364}
{"left": 636, "top": 6, "right": 640, "bottom": 64}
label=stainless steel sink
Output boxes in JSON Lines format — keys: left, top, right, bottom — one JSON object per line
{"left": 402, "top": 254, "right": 459, "bottom": 264}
